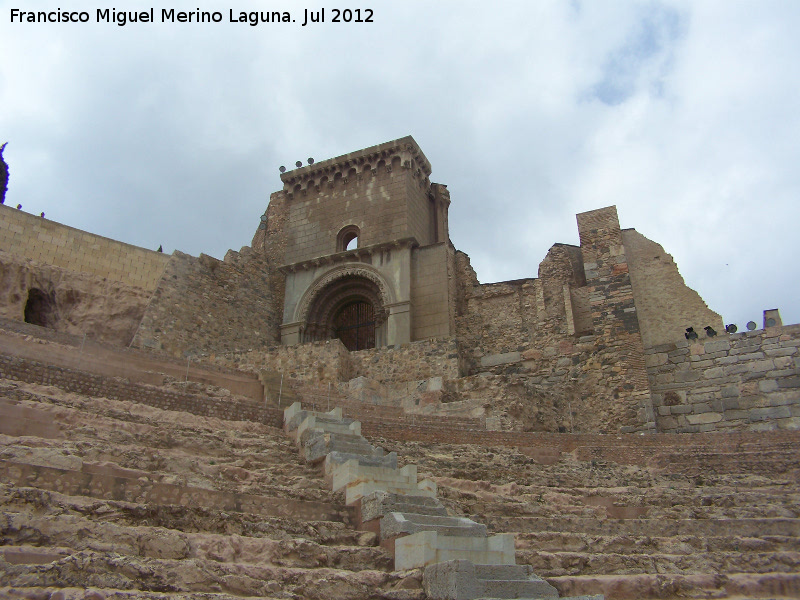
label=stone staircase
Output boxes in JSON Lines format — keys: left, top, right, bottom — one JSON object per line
{"left": 0, "top": 378, "right": 423, "bottom": 599}
{"left": 283, "top": 402, "right": 602, "bottom": 600}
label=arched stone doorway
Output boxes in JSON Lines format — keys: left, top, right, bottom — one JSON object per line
{"left": 303, "top": 274, "right": 387, "bottom": 349}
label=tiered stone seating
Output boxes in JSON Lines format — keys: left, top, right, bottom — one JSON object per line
{"left": 0, "top": 376, "right": 413, "bottom": 599}
{"left": 380, "top": 433, "right": 800, "bottom": 600}
{"left": 283, "top": 402, "right": 602, "bottom": 600}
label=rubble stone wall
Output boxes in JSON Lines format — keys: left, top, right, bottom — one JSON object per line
{"left": 646, "top": 324, "right": 800, "bottom": 433}
{"left": 223, "top": 339, "right": 354, "bottom": 384}
{"left": 132, "top": 249, "right": 279, "bottom": 358}
{"left": 350, "top": 337, "right": 461, "bottom": 383}
{"left": 0, "top": 205, "right": 169, "bottom": 291}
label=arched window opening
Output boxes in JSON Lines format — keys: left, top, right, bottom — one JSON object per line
{"left": 333, "top": 301, "right": 375, "bottom": 351}
{"left": 24, "top": 288, "right": 58, "bottom": 329}
{"left": 337, "top": 225, "right": 360, "bottom": 252}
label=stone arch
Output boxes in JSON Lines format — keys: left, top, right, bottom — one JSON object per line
{"left": 24, "top": 287, "right": 58, "bottom": 328}
{"left": 337, "top": 225, "right": 360, "bottom": 252}
{"left": 295, "top": 265, "right": 395, "bottom": 348}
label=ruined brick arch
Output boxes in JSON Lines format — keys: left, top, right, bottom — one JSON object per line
{"left": 295, "top": 266, "right": 394, "bottom": 347}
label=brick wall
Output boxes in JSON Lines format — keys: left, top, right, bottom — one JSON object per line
{"left": 0, "top": 205, "right": 169, "bottom": 291}
{"left": 647, "top": 323, "right": 800, "bottom": 432}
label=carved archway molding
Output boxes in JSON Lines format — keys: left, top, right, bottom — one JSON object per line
{"left": 293, "top": 263, "right": 396, "bottom": 327}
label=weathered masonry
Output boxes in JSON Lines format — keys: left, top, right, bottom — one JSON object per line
{"left": 275, "top": 137, "right": 454, "bottom": 349}
{"left": 0, "top": 136, "right": 796, "bottom": 434}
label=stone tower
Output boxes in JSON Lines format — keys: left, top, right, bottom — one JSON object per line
{"left": 277, "top": 136, "right": 455, "bottom": 349}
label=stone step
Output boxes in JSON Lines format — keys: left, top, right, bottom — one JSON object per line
{"left": 424, "top": 559, "right": 559, "bottom": 600}
{"left": 296, "top": 413, "right": 362, "bottom": 444}
{"left": 1, "top": 509, "right": 390, "bottom": 572}
{"left": 283, "top": 403, "right": 355, "bottom": 433}
{"left": 323, "top": 450, "right": 398, "bottom": 475}
{"left": 359, "top": 491, "right": 449, "bottom": 524}
{"left": 306, "top": 433, "right": 389, "bottom": 464}
{"left": 547, "top": 572, "right": 800, "bottom": 600}
{"left": 395, "top": 530, "right": 515, "bottom": 571}
{"left": 381, "top": 512, "right": 488, "bottom": 540}
{"left": 332, "top": 460, "right": 420, "bottom": 493}
{"left": 0, "top": 549, "right": 407, "bottom": 597}
{"left": 0, "top": 458, "right": 350, "bottom": 524}
{"left": 0, "top": 588, "right": 279, "bottom": 600}
{"left": 517, "top": 549, "right": 800, "bottom": 577}
{"left": 1, "top": 483, "right": 366, "bottom": 547}
{"left": 466, "top": 498, "right": 798, "bottom": 521}
{"left": 484, "top": 516, "right": 800, "bottom": 537}
{"left": 514, "top": 531, "right": 800, "bottom": 554}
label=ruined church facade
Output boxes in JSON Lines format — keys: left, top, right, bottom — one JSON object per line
{"left": 0, "top": 136, "right": 797, "bottom": 434}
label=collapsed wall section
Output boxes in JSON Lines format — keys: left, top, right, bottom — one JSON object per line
{"left": 623, "top": 228, "right": 723, "bottom": 348}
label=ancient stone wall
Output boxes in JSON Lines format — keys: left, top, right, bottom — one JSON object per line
{"left": 218, "top": 337, "right": 461, "bottom": 390}
{"left": 623, "top": 228, "right": 724, "bottom": 348}
{"left": 646, "top": 323, "right": 800, "bottom": 432}
{"left": 350, "top": 337, "right": 460, "bottom": 383}
{"left": 447, "top": 207, "right": 653, "bottom": 433}
{"left": 223, "top": 339, "right": 354, "bottom": 385}
{"left": 132, "top": 248, "right": 278, "bottom": 358}
{"left": 0, "top": 205, "right": 169, "bottom": 291}
{"left": 573, "top": 206, "right": 653, "bottom": 432}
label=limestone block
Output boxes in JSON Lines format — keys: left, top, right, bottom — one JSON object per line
{"left": 323, "top": 449, "right": 397, "bottom": 474}
{"left": 332, "top": 459, "right": 417, "bottom": 493}
{"left": 360, "top": 491, "right": 448, "bottom": 522}
{"left": 424, "top": 560, "right": 560, "bottom": 600}
{"left": 296, "top": 413, "right": 361, "bottom": 443}
{"left": 346, "top": 479, "right": 437, "bottom": 506}
{"left": 686, "top": 412, "right": 723, "bottom": 425}
{"left": 480, "top": 352, "right": 521, "bottom": 368}
{"left": 284, "top": 402, "right": 345, "bottom": 432}
{"left": 381, "top": 512, "right": 487, "bottom": 540}
{"left": 395, "top": 530, "right": 515, "bottom": 571}
{"left": 302, "top": 432, "right": 378, "bottom": 464}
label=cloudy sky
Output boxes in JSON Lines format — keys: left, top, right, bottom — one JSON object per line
{"left": 1, "top": 1, "right": 798, "bottom": 328}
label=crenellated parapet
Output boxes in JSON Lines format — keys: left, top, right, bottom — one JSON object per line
{"left": 280, "top": 136, "right": 432, "bottom": 199}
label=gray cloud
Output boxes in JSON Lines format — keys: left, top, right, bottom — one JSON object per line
{"left": 1, "top": 0, "right": 797, "bottom": 329}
